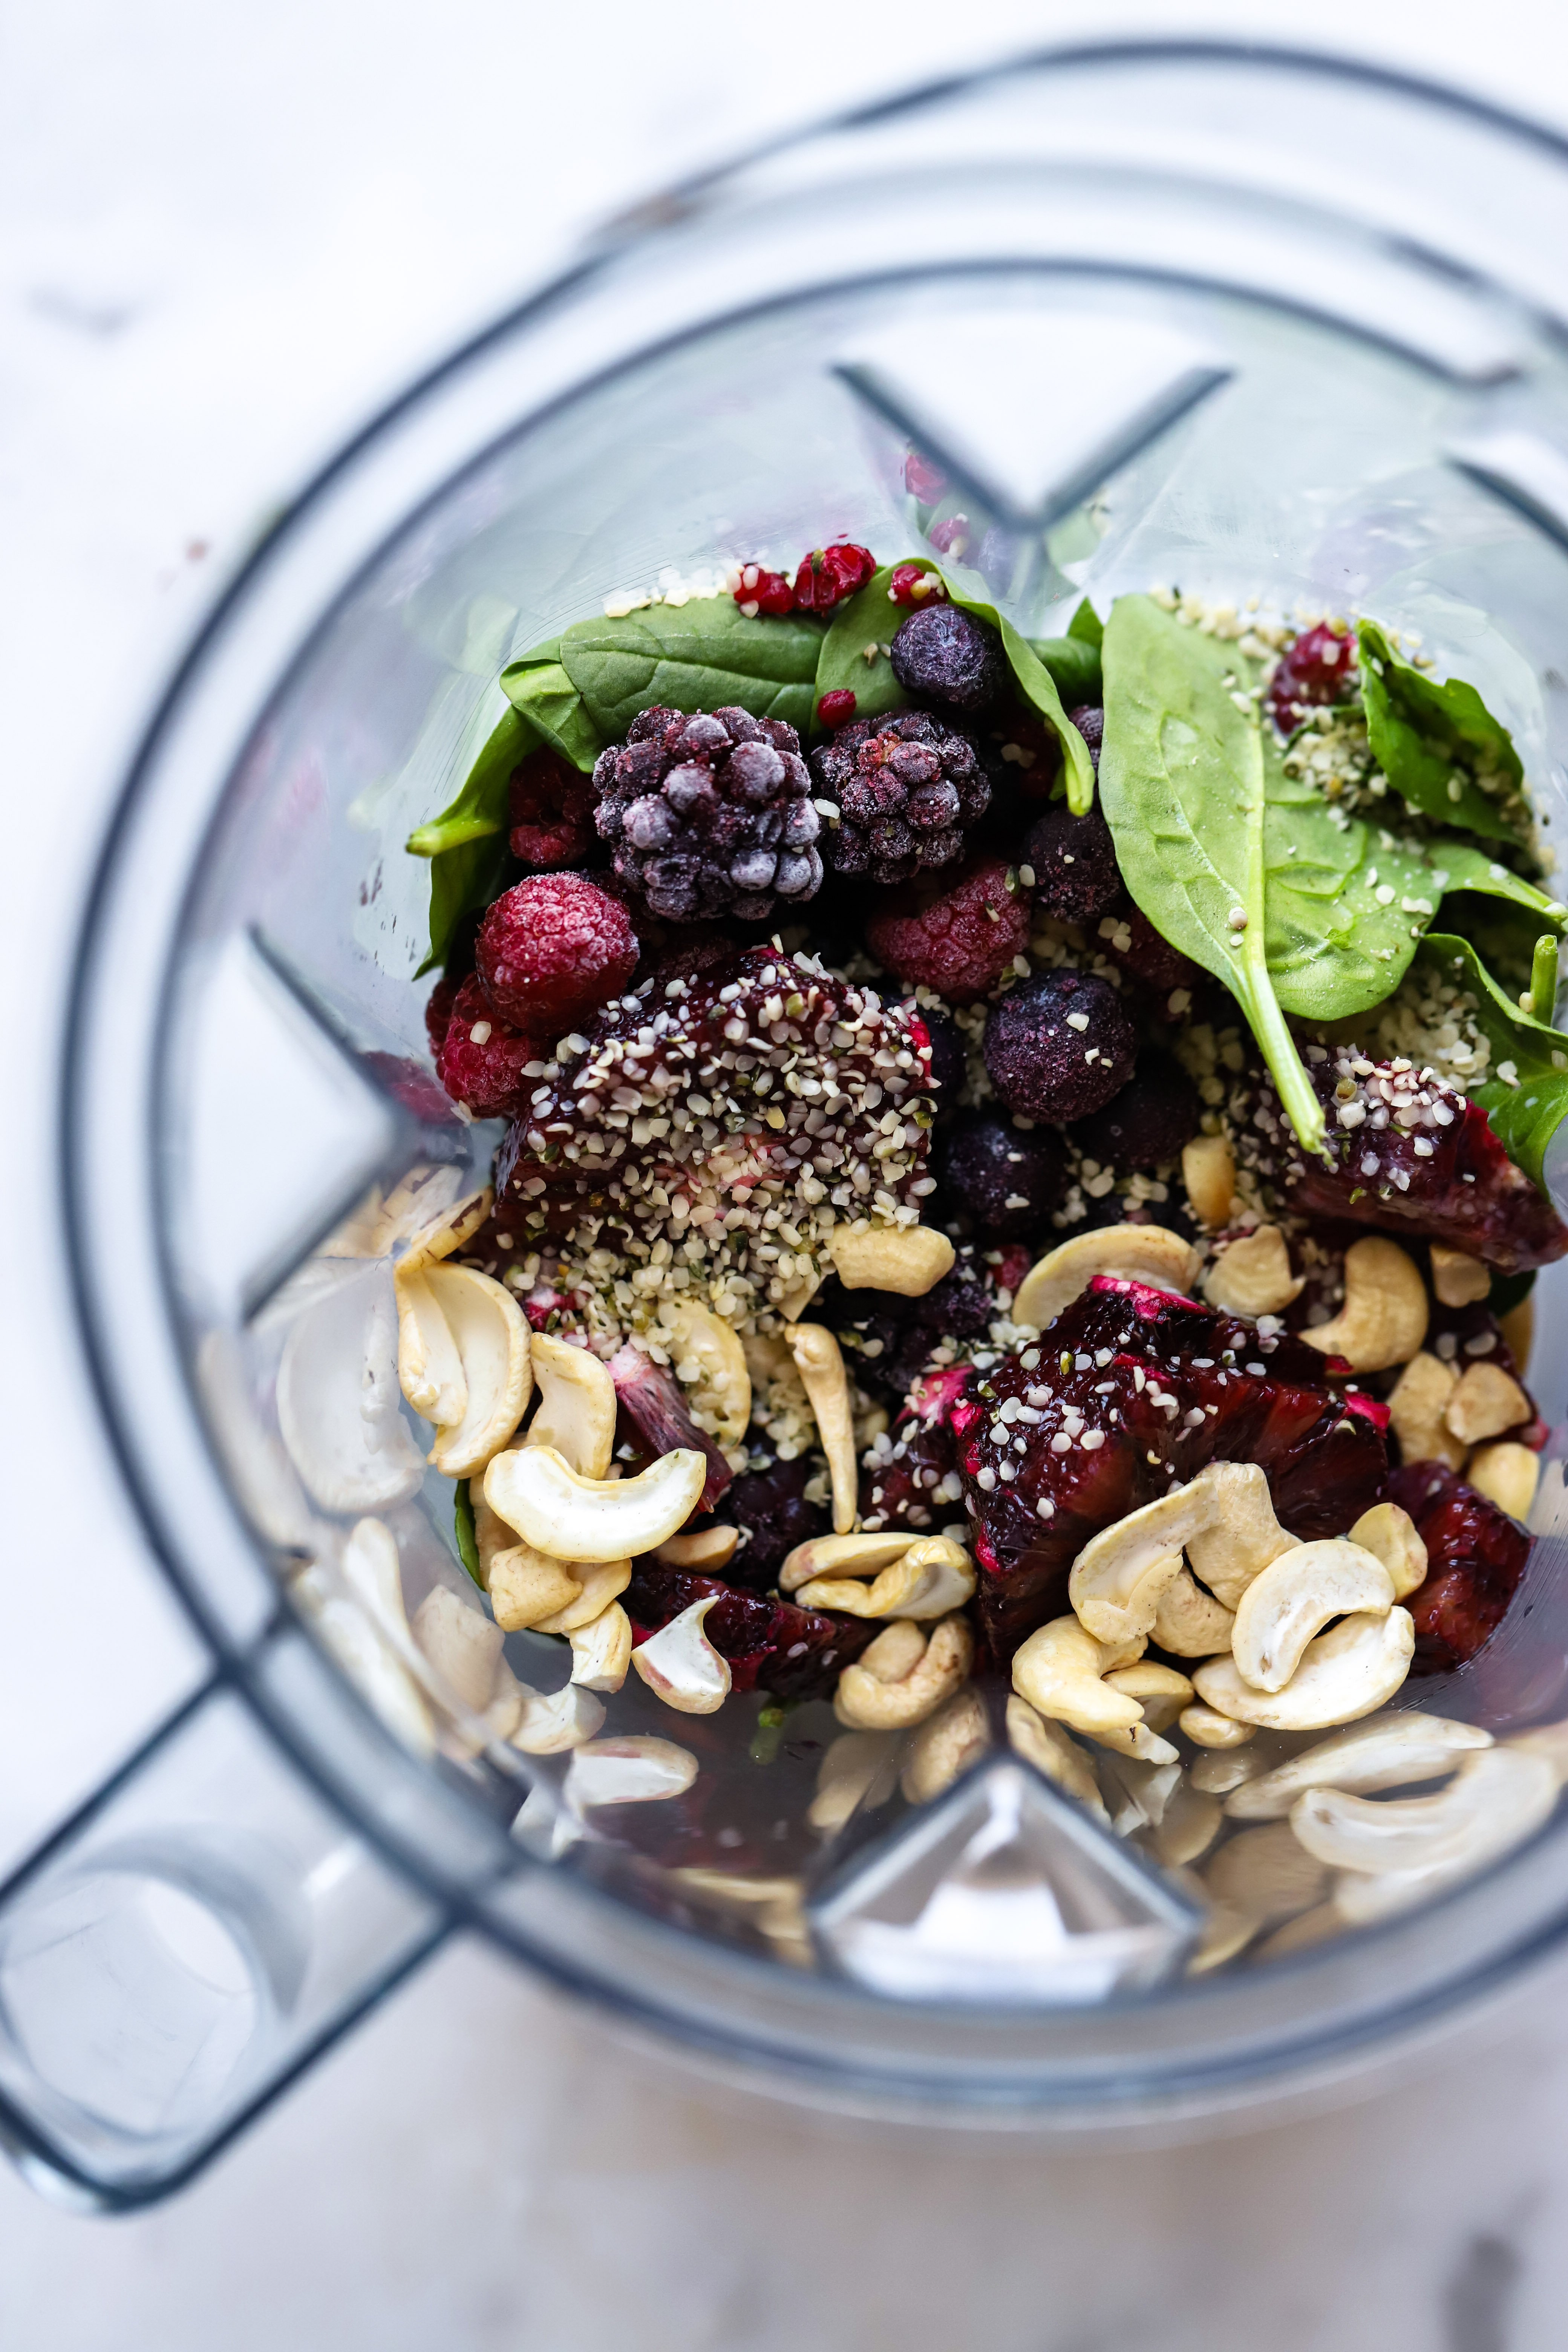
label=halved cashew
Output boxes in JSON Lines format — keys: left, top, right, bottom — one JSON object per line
{"left": 569, "top": 1602, "right": 632, "bottom": 1692}
{"left": 900, "top": 1686, "right": 991, "bottom": 1803}
{"left": 784, "top": 1321, "right": 857, "bottom": 1533}
{"left": 395, "top": 1185, "right": 493, "bottom": 1276}
{"left": 1182, "top": 1132, "right": 1236, "bottom": 1230}
{"left": 1225, "top": 1712, "right": 1492, "bottom": 1820}
{"left": 1070, "top": 1504, "right": 1189, "bottom": 1646}
{"left": 655, "top": 1297, "right": 751, "bottom": 1446}
{"left": 1386, "top": 1352, "right": 1467, "bottom": 1470}
{"left": 833, "top": 1615, "right": 973, "bottom": 1730}
{"left": 658, "top": 1525, "right": 740, "bottom": 1571}
{"left": 1299, "top": 1236, "right": 1428, "bottom": 1374}
{"left": 632, "top": 1596, "right": 732, "bottom": 1714}
{"left": 1005, "top": 1694, "right": 1109, "bottom": 1820}
{"left": 1100, "top": 1753, "right": 1183, "bottom": 1835}
{"left": 1152, "top": 1781, "right": 1223, "bottom": 1867}
{"left": 523, "top": 1331, "right": 616, "bottom": 1478}
{"left": 1466, "top": 1442, "right": 1541, "bottom": 1523}
{"left": 1254, "top": 1904, "right": 1343, "bottom": 1959}
{"left": 485, "top": 1443, "right": 706, "bottom": 1562}
{"left": 530, "top": 1558, "right": 632, "bottom": 1636}
{"left": 1349, "top": 1504, "right": 1428, "bottom": 1600}
{"left": 563, "top": 1734, "right": 696, "bottom": 1804}
{"left": 781, "top": 1532, "right": 911, "bottom": 1593}
{"left": 512, "top": 1681, "right": 606, "bottom": 1754}
{"left": 1183, "top": 1461, "right": 1300, "bottom": 1611}
{"left": 1103, "top": 1661, "right": 1194, "bottom": 1736}
{"left": 1430, "top": 1244, "right": 1491, "bottom": 1308}
{"left": 1205, "top": 1821, "right": 1331, "bottom": 1923}
{"left": 1187, "top": 1903, "right": 1260, "bottom": 1973}
{"left": 1201, "top": 1227, "right": 1304, "bottom": 1318}
{"left": 488, "top": 1544, "right": 582, "bottom": 1632}
{"left": 1013, "top": 1224, "right": 1202, "bottom": 1332}
{"left": 279, "top": 1266, "right": 425, "bottom": 1512}
{"left": 326, "top": 1519, "right": 432, "bottom": 1753}
{"left": 1231, "top": 1539, "right": 1395, "bottom": 1694}
{"left": 1180, "top": 1703, "right": 1257, "bottom": 1750}
{"left": 1446, "top": 1360, "right": 1532, "bottom": 1446}
{"left": 423, "top": 1265, "right": 532, "bottom": 1476}
{"left": 412, "top": 1584, "right": 505, "bottom": 1713}
{"left": 809, "top": 1730, "right": 900, "bottom": 1832}
{"left": 1292, "top": 1745, "right": 1556, "bottom": 1876}
{"left": 1502, "top": 1720, "right": 1568, "bottom": 1781}
{"left": 1191, "top": 1740, "right": 1268, "bottom": 1792}
{"left": 1012, "top": 1616, "right": 1176, "bottom": 1762}
{"left": 395, "top": 1269, "right": 467, "bottom": 1427}
{"left": 795, "top": 1535, "right": 975, "bottom": 1621}
{"left": 1153, "top": 1566, "right": 1237, "bottom": 1658}
{"left": 828, "top": 1222, "right": 956, "bottom": 1297}
{"left": 1193, "top": 1608, "right": 1415, "bottom": 1730}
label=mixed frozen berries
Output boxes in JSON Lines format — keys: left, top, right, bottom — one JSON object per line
{"left": 812, "top": 709, "right": 990, "bottom": 883}
{"left": 593, "top": 706, "right": 822, "bottom": 922}
{"left": 983, "top": 969, "right": 1138, "bottom": 1123}
{"left": 476, "top": 872, "right": 639, "bottom": 1032}
{"left": 865, "top": 856, "right": 1032, "bottom": 1003}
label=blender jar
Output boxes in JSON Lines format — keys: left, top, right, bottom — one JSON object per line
{"left": 17, "top": 41, "right": 1568, "bottom": 2207}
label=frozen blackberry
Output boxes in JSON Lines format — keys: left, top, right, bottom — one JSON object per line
{"left": 1022, "top": 797, "right": 1121, "bottom": 923}
{"left": 592, "top": 706, "right": 822, "bottom": 923}
{"left": 914, "top": 1003, "right": 966, "bottom": 1101}
{"left": 865, "top": 855, "right": 1032, "bottom": 1004}
{"left": 983, "top": 969, "right": 1136, "bottom": 1122}
{"left": 810, "top": 709, "right": 989, "bottom": 885}
{"left": 939, "top": 1111, "right": 1069, "bottom": 1240}
{"left": 889, "top": 603, "right": 1006, "bottom": 712}
{"left": 1071, "top": 1054, "right": 1201, "bottom": 1172}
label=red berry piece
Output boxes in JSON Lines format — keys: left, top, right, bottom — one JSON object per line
{"left": 507, "top": 746, "right": 597, "bottom": 869}
{"left": 866, "top": 855, "right": 1032, "bottom": 1005}
{"left": 1388, "top": 1461, "right": 1530, "bottom": 1671}
{"left": 732, "top": 564, "right": 795, "bottom": 617}
{"left": 888, "top": 562, "right": 946, "bottom": 608}
{"left": 817, "top": 689, "right": 858, "bottom": 727}
{"left": 793, "top": 542, "right": 876, "bottom": 614}
{"left": 984, "top": 969, "right": 1137, "bottom": 1123}
{"left": 1267, "top": 622, "right": 1357, "bottom": 735}
{"left": 813, "top": 709, "right": 990, "bottom": 885}
{"left": 913, "top": 1003, "right": 966, "bottom": 1100}
{"left": 904, "top": 451, "right": 948, "bottom": 502}
{"left": 890, "top": 603, "right": 1006, "bottom": 714}
{"left": 1236, "top": 1055, "right": 1568, "bottom": 1274}
{"left": 938, "top": 1110, "right": 1070, "bottom": 1240}
{"left": 607, "top": 1343, "right": 732, "bottom": 1515}
{"left": 476, "top": 872, "right": 639, "bottom": 1034}
{"left": 435, "top": 972, "right": 540, "bottom": 1118}
{"left": 1071, "top": 1054, "right": 1201, "bottom": 1173}
{"left": 1022, "top": 798, "right": 1122, "bottom": 924}
{"left": 622, "top": 1562, "right": 874, "bottom": 1698}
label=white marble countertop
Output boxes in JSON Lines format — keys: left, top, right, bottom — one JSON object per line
{"left": 9, "top": 0, "right": 1568, "bottom": 2342}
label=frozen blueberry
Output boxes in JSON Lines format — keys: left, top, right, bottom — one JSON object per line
{"left": 1070, "top": 1054, "right": 1201, "bottom": 1172}
{"left": 938, "top": 1111, "right": 1070, "bottom": 1240}
{"left": 890, "top": 604, "right": 1007, "bottom": 713}
{"left": 983, "top": 969, "right": 1136, "bottom": 1123}
{"left": 1067, "top": 704, "right": 1105, "bottom": 766}
{"left": 917, "top": 1003, "right": 967, "bottom": 1101}
{"left": 1022, "top": 798, "right": 1122, "bottom": 924}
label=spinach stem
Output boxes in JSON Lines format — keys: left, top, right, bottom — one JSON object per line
{"left": 1237, "top": 719, "right": 1326, "bottom": 1155}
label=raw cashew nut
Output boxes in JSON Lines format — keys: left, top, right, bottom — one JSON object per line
{"left": 1231, "top": 1539, "right": 1396, "bottom": 1694}
{"left": 569, "top": 1603, "right": 632, "bottom": 1692}
{"left": 423, "top": 1266, "right": 533, "bottom": 1477}
{"left": 529, "top": 1558, "right": 632, "bottom": 1636}
{"left": 412, "top": 1584, "right": 505, "bottom": 1712}
{"left": 1100, "top": 1753, "right": 1183, "bottom": 1836}
{"left": 1225, "top": 1712, "right": 1492, "bottom": 1820}
{"left": 1180, "top": 1703, "right": 1257, "bottom": 1750}
{"left": 1070, "top": 1506, "right": 1189, "bottom": 1646}
{"left": 1187, "top": 1902, "right": 1261, "bottom": 1974}
{"left": 563, "top": 1734, "right": 696, "bottom": 1804}
{"left": 1466, "top": 1442, "right": 1541, "bottom": 1524}
{"left": 1386, "top": 1352, "right": 1467, "bottom": 1470}
{"left": 655, "top": 1297, "right": 752, "bottom": 1446}
{"left": 900, "top": 1686, "right": 991, "bottom": 1803}
{"left": 511, "top": 1681, "right": 606, "bottom": 1754}
{"left": 1011, "top": 1616, "right": 1177, "bottom": 1762}
{"left": 1292, "top": 1745, "right": 1554, "bottom": 1876}
{"left": 1013, "top": 1224, "right": 1202, "bottom": 1332}
{"left": 395, "top": 1185, "right": 493, "bottom": 1276}
{"left": 1193, "top": 1608, "right": 1415, "bottom": 1730}
{"left": 632, "top": 1595, "right": 732, "bottom": 1715}
{"left": 784, "top": 1321, "right": 857, "bottom": 1534}
{"left": 1005, "top": 1694, "right": 1109, "bottom": 1820}
{"left": 1349, "top": 1504, "right": 1428, "bottom": 1599}
{"left": 1182, "top": 1132, "right": 1236, "bottom": 1230}
{"left": 833, "top": 1614, "right": 973, "bottom": 1730}
{"left": 524, "top": 1332, "right": 616, "bottom": 1478}
{"left": 657, "top": 1525, "right": 740, "bottom": 1571}
{"left": 1501, "top": 1295, "right": 1535, "bottom": 1374}
{"left": 793, "top": 1535, "right": 975, "bottom": 1621}
{"left": 781, "top": 1532, "right": 912, "bottom": 1592}
{"left": 1300, "top": 1236, "right": 1428, "bottom": 1374}
{"left": 1153, "top": 1566, "right": 1237, "bottom": 1658}
{"left": 1430, "top": 1244, "right": 1491, "bottom": 1308}
{"left": 1446, "top": 1360, "right": 1532, "bottom": 1446}
{"left": 1201, "top": 1227, "right": 1305, "bottom": 1318}
{"left": 808, "top": 1730, "right": 900, "bottom": 1833}
{"left": 1102, "top": 1661, "right": 1193, "bottom": 1735}
{"left": 1502, "top": 1720, "right": 1568, "bottom": 1781}
{"left": 1204, "top": 1821, "right": 1331, "bottom": 1923}
{"left": 1152, "top": 1782, "right": 1224, "bottom": 1867}
{"left": 279, "top": 1265, "right": 425, "bottom": 1512}
{"left": 323, "top": 1519, "right": 433, "bottom": 1754}
{"left": 395, "top": 1270, "right": 466, "bottom": 1427}
{"left": 488, "top": 1544, "right": 582, "bottom": 1632}
{"left": 485, "top": 1442, "right": 706, "bottom": 1562}
{"left": 828, "top": 1222, "right": 956, "bottom": 1297}
{"left": 1183, "top": 1461, "right": 1300, "bottom": 1611}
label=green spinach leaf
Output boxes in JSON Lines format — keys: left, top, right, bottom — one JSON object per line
{"left": 499, "top": 656, "right": 602, "bottom": 772}
{"left": 453, "top": 1478, "right": 484, "bottom": 1589}
{"left": 1358, "top": 619, "right": 1527, "bottom": 847}
{"left": 1429, "top": 839, "right": 1567, "bottom": 929}
{"left": 1415, "top": 932, "right": 1568, "bottom": 1188}
{"left": 560, "top": 596, "right": 825, "bottom": 738}
{"left": 407, "top": 704, "right": 531, "bottom": 975}
{"left": 939, "top": 571, "right": 1096, "bottom": 815}
{"left": 1068, "top": 597, "right": 1104, "bottom": 650}
{"left": 1028, "top": 633, "right": 1101, "bottom": 708}
{"left": 814, "top": 565, "right": 914, "bottom": 724}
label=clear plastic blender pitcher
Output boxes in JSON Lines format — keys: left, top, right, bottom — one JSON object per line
{"left": 16, "top": 42, "right": 1568, "bottom": 2207}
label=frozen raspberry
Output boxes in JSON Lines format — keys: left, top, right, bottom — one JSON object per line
{"left": 435, "top": 973, "right": 540, "bottom": 1118}
{"left": 1235, "top": 1055, "right": 1568, "bottom": 1274}
{"left": 865, "top": 856, "right": 1032, "bottom": 1005}
{"left": 593, "top": 705, "right": 822, "bottom": 922}
{"left": 732, "top": 564, "right": 795, "bottom": 618}
{"left": 623, "top": 1562, "right": 874, "bottom": 1698}
{"left": 984, "top": 969, "right": 1136, "bottom": 1124}
{"left": 915, "top": 1003, "right": 966, "bottom": 1100}
{"left": 939, "top": 1111, "right": 1069, "bottom": 1240}
{"left": 718, "top": 1458, "right": 830, "bottom": 1591}
{"left": 1023, "top": 798, "right": 1121, "bottom": 923}
{"left": 817, "top": 689, "right": 858, "bottom": 726}
{"left": 1072, "top": 1055, "right": 1200, "bottom": 1173}
{"left": 890, "top": 603, "right": 1006, "bottom": 713}
{"left": 1389, "top": 1462, "right": 1530, "bottom": 1672}
{"left": 792, "top": 542, "right": 876, "bottom": 614}
{"left": 424, "top": 971, "right": 460, "bottom": 1057}
{"left": 1067, "top": 704, "right": 1104, "bottom": 766}
{"left": 476, "top": 872, "right": 639, "bottom": 1033}
{"left": 1268, "top": 623, "right": 1357, "bottom": 736}
{"left": 507, "top": 746, "right": 596, "bottom": 869}
{"left": 888, "top": 562, "right": 945, "bottom": 607}
{"left": 811, "top": 709, "right": 989, "bottom": 885}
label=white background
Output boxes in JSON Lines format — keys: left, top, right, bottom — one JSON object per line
{"left": 9, "top": 0, "right": 1568, "bottom": 2343}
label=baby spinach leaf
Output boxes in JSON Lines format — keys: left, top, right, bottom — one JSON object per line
{"left": 1027, "top": 632, "right": 1101, "bottom": 707}
{"left": 419, "top": 833, "right": 509, "bottom": 977}
{"left": 453, "top": 1478, "right": 484, "bottom": 1589}
{"left": 499, "top": 656, "right": 602, "bottom": 772}
{"left": 1358, "top": 619, "right": 1526, "bottom": 847}
{"left": 939, "top": 571, "right": 1096, "bottom": 815}
{"left": 1430, "top": 839, "right": 1567, "bottom": 929}
{"left": 814, "top": 564, "right": 913, "bottom": 725}
{"left": 560, "top": 596, "right": 825, "bottom": 739}
{"left": 407, "top": 704, "right": 531, "bottom": 975}
{"left": 1415, "top": 932, "right": 1568, "bottom": 1188}
{"left": 1068, "top": 597, "right": 1104, "bottom": 649}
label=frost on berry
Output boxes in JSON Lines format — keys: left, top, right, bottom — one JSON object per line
{"left": 865, "top": 854, "right": 1031, "bottom": 1004}
{"left": 983, "top": 969, "right": 1137, "bottom": 1123}
{"left": 622, "top": 1562, "right": 874, "bottom": 1698}
{"left": 434, "top": 972, "right": 540, "bottom": 1118}
{"left": 592, "top": 706, "right": 823, "bottom": 923}
{"left": 1268, "top": 622, "right": 1358, "bottom": 736}
{"left": 1022, "top": 797, "right": 1122, "bottom": 924}
{"left": 811, "top": 709, "right": 989, "bottom": 886}
{"left": 508, "top": 746, "right": 597, "bottom": 869}
{"left": 1389, "top": 1461, "right": 1531, "bottom": 1672}
{"left": 889, "top": 603, "right": 1005, "bottom": 713}
{"left": 476, "top": 872, "right": 639, "bottom": 1032}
